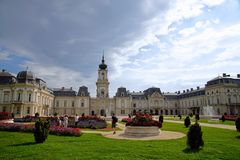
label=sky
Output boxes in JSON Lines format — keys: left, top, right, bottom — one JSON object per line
{"left": 0, "top": 0, "right": 240, "bottom": 96}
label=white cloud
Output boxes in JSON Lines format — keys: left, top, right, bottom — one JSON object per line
{"left": 20, "top": 61, "right": 96, "bottom": 95}
{"left": 0, "top": 50, "right": 10, "bottom": 60}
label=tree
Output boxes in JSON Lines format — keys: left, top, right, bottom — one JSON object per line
{"left": 184, "top": 116, "right": 191, "bottom": 128}
{"left": 187, "top": 122, "right": 204, "bottom": 150}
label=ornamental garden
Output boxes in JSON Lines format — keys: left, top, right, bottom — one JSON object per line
{"left": 0, "top": 112, "right": 240, "bottom": 160}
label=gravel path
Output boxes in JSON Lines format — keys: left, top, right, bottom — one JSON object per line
{"left": 165, "top": 120, "right": 236, "bottom": 130}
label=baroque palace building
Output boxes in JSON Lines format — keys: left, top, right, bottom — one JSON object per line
{"left": 0, "top": 57, "right": 240, "bottom": 117}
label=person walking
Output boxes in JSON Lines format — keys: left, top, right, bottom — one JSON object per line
{"left": 112, "top": 113, "right": 118, "bottom": 134}
{"left": 75, "top": 114, "right": 79, "bottom": 127}
{"left": 63, "top": 115, "right": 68, "bottom": 128}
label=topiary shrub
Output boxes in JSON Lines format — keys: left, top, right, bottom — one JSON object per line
{"left": 195, "top": 114, "right": 200, "bottom": 121}
{"left": 187, "top": 122, "right": 204, "bottom": 150}
{"left": 236, "top": 117, "right": 240, "bottom": 132}
{"left": 34, "top": 120, "right": 50, "bottom": 143}
{"left": 221, "top": 115, "right": 225, "bottom": 122}
{"left": 184, "top": 116, "right": 191, "bottom": 128}
{"left": 159, "top": 115, "right": 164, "bottom": 123}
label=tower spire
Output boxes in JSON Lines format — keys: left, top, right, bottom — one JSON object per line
{"left": 102, "top": 50, "right": 105, "bottom": 64}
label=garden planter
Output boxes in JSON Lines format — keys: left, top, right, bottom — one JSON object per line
{"left": 124, "top": 126, "right": 160, "bottom": 137}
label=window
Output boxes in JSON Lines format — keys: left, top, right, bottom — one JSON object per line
{"left": 72, "top": 101, "right": 75, "bottom": 107}
{"left": 81, "top": 101, "right": 84, "bottom": 107}
{"left": 27, "top": 107, "right": 30, "bottom": 114}
{"left": 133, "top": 103, "right": 136, "bottom": 107}
{"left": 18, "top": 93, "right": 21, "bottom": 101}
{"left": 64, "top": 100, "right": 67, "bottom": 107}
{"left": 28, "top": 94, "right": 31, "bottom": 102}
{"left": 228, "top": 97, "right": 231, "bottom": 104}
{"left": 81, "top": 92, "right": 85, "bottom": 96}
{"left": 101, "top": 90, "right": 104, "bottom": 97}
{"left": 121, "top": 92, "right": 124, "bottom": 97}
{"left": 121, "top": 110, "right": 125, "bottom": 114}
{"left": 2, "top": 106, "right": 6, "bottom": 112}
{"left": 217, "top": 98, "right": 220, "bottom": 104}
{"left": 121, "top": 100, "right": 124, "bottom": 107}
{"left": 56, "top": 101, "right": 59, "bottom": 107}
{"left": 3, "top": 92, "right": 9, "bottom": 102}
{"left": 17, "top": 107, "right": 20, "bottom": 114}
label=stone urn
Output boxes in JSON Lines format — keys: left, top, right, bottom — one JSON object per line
{"left": 124, "top": 126, "right": 160, "bottom": 137}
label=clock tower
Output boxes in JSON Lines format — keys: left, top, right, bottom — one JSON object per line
{"left": 96, "top": 55, "right": 109, "bottom": 98}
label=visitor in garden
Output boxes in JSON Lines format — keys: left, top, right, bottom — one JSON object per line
{"left": 128, "top": 114, "right": 131, "bottom": 118}
{"left": 112, "top": 113, "right": 118, "bottom": 134}
{"left": 57, "top": 116, "right": 62, "bottom": 126}
{"left": 81, "top": 113, "right": 85, "bottom": 117}
{"left": 75, "top": 114, "right": 79, "bottom": 126}
{"left": 63, "top": 115, "right": 68, "bottom": 128}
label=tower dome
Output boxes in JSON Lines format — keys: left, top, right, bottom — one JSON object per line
{"left": 99, "top": 55, "right": 107, "bottom": 70}
{"left": 17, "top": 70, "right": 35, "bottom": 81}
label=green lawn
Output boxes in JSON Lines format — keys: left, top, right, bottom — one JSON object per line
{"left": 163, "top": 116, "right": 236, "bottom": 125}
{"left": 0, "top": 122, "right": 240, "bottom": 160}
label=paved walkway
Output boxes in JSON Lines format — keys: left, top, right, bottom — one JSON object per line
{"left": 102, "top": 130, "right": 185, "bottom": 140}
{"left": 165, "top": 120, "right": 236, "bottom": 130}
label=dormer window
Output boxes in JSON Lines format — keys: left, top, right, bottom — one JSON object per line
{"left": 121, "top": 92, "right": 124, "bottom": 97}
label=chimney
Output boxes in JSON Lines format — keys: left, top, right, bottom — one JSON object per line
{"left": 183, "top": 90, "right": 185, "bottom": 93}
{"left": 187, "top": 89, "right": 189, "bottom": 92}
{"left": 197, "top": 86, "right": 200, "bottom": 90}
{"left": 191, "top": 88, "right": 193, "bottom": 91}
{"left": 2, "top": 69, "right": 6, "bottom": 72}
{"left": 237, "top": 74, "right": 240, "bottom": 78}
{"left": 178, "top": 91, "right": 180, "bottom": 94}
{"left": 223, "top": 73, "right": 226, "bottom": 77}
{"left": 70, "top": 87, "right": 72, "bottom": 90}
{"left": 227, "top": 74, "right": 230, "bottom": 77}
{"left": 61, "top": 87, "right": 64, "bottom": 90}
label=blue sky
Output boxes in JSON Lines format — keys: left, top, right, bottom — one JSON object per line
{"left": 0, "top": 0, "right": 240, "bottom": 96}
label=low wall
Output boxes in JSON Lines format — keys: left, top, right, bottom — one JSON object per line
{"left": 124, "top": 126, "right": 160, "bottom": 137}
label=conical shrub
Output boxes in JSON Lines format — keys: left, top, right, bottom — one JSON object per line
{"left": 187, "top": 122, "right": 204, "bottom": 150}
{"left": 184, "top": 116, "right": 191, "bottom": 128}
{"left": 236, "top": 117, "right": 240, "bottom": 132}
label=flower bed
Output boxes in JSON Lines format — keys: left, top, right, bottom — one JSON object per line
{"left": 126, "top": 113, "right": 162, "bottom": 128}
{"left": 0, "top": 112, "right": 13, "bottom": 120}
{"left": 221, "top": 115, "right": 238, "bottom": 121}
{"left": 121, "top": 117, "right": 132, "bottom": 123}
{"left": 0, "top": 122, "right": 81, "bottom": 136}
{"left": 76, "top": 116, "right": 107, "bottom": 129}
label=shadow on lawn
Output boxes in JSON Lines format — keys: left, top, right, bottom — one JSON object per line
{"left": 182, "top": 147, "right": 202, "bottom": 154}
{"left": 236, "top": 135, "right": 240, "bottom": 139}
{"left": 9, "top": 142, "right": 37, "bottom": 146}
